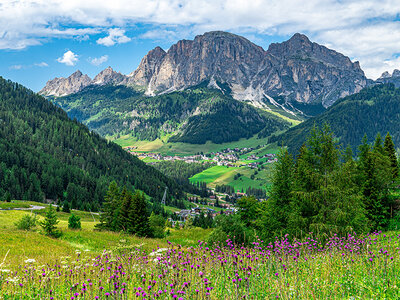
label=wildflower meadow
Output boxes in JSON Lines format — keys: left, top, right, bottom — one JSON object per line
{"left": 1, "top": 231, "right": 399, "bottom": 299}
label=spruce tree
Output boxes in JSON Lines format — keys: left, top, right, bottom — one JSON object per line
{"left": 118, "top": 187, "right": 132, "bottom": 232}
{"left": 129, "top": 191, "right": 150, "bottom": 237}
{"left": 383, "top": 132, "right": 399, "bottom": 179}
{"left": 26, "top": 173, "right": 43, "bottom": 203}
{"left": 40, "top": 204, "right": 61, "bottom": 238}
{"left": 373, "top": 133, "right": 385, "bottom": 155}
{"left": 259, "top": 147, "right": 294, "bottom": 238}
{"left": 97, "top": 181, "right": 120, "bottom": 231}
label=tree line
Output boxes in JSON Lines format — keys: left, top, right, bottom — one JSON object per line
{"left": 0, "top": 77, "right": 183, "bottom": 210}
{"left": 207, "top": 124, "right": 400, "bottom": 244}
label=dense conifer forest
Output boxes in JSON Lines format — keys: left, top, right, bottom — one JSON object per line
{"left": 271, "top": 84, "right": 400, "bottom": 153}
{"left": 54, "top": 85, "right": 289, "bottom": 144}
{"left": 0, "top": 77, "right": 183, "bottom": 210}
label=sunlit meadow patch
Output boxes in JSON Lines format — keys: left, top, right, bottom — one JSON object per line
{"left": 0, "top": 231, "right": 399, "bottom": 299}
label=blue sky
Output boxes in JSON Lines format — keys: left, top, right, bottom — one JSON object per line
{"left": 1, "top": 0, "right": 400, "bottom": 92}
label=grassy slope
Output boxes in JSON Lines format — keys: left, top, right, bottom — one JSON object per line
{"left": 0, "top": 202, "right": 211, "bottom": 267}
{"left": 189, "top": 164, "right": 273, "bottom": 191}
{"left": 114, "top": 134, "right": 273, "bottom": 155}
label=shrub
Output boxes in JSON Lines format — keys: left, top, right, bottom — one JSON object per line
{"left": 68, "top": 214, "right": 81, "bottom": 230}
{"left": 15, "top": 214, "right": 37, "bottom": 231}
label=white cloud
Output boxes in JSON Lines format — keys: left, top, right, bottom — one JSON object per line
{"left": 57, "top": 50, "right": 78, "bottom": 66}
{"left": 34, "top": 62, "right": 49, "bottom": 67}
{"left": 89, "top": 55, "right": 109, "bottom": 66}
{"left": 1, "top": 1, "right": 400, "bottom": 78}
{"left": 9, "top": 65, "right": 22, "bottom": 70}
{"left": 97, "top": 28, "right": 131, "bottom": 46}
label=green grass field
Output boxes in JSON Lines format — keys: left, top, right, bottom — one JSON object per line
{"left": 189, "top": 163, "right": 273, "bottom": 191}
{"left": 0, "top": 202, "right": 212, "bottom": 268}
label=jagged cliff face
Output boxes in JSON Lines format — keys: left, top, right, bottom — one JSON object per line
{"left": 40, "top": 31, "right": 368, "bottom": 109}
{"left": 127, "top": 31, "right": 367, "bottom": 108}
{"left": 40, "top": 67, "right": 126, "bottom": 97}
{"left": 256, "top": 33, "right": 367, "bottom": 107}
{"left": 40, "top": 70, "right": 92, "bottom": 97}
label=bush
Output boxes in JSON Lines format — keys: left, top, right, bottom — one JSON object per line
{"left": 15, "top": 214, "right": 37, "bottom": 231}
{"left": 68, "top": 214, "right": 81, "bottom": 230}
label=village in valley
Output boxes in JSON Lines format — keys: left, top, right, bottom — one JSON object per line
{"left": 124, "top": 146, "right": 277, "bottom": 168}
{"left": 121, "top": 145, "right": 277, "bottom": 227}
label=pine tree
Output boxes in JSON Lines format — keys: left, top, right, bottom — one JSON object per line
{"left": 383, "top": 132, "right": 399, "bottom": 180}
{"left": 118, "top": 187, "right": 132, "bottom": 232}
{"left": 26, "top": 173, "right": 43, "bottom": 203}
{"left": 357, "top": 134, "right": 392, "bottom": 229}
{"left": 40, "top": 204, "right": 61, "bottom": 238}
{"left": 373, "top": 133, "right": 385, "bottom": 155}
{"left": 97, "top": 181, "right": 120, "bottom": 231}
{"left": 129, "top": 191, "right": 150, "bottom": 237}
{"left": 259, "top": 147, "right": 294, "bottom": 237}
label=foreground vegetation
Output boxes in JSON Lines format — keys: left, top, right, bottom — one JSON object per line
{"left": 1, "top": 227, "right": 399, "bottom": 299}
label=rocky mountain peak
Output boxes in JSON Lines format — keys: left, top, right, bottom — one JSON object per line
{"left": 376, "top": 69, "right": 400, "bottom": 87}
{"left": 92, "top": 67, "right": 125, "bottom": 85}
{"left": 379, "top": 71, "right": 391, "bottom": 79}
{"left": 39, "top": 70, "right": 92, "bottom": 97}
{"left": 127, "top": 46, "right": 167, "bottom": 86}
{"left": 40, "top": 31, "right": 369, "bottom": 110}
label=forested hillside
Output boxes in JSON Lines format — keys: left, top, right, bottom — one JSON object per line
{"left": 270, "top": 84, "right": 400, "bottom": 153}
{"left": 53, "top": 84, "right": 290, "bottom": 144}
{"left": 0, "top": 77, "right": 183, "bottom": 210}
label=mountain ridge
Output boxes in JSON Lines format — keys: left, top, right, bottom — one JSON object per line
{"left": 40, "top": 31, "right": 368, "bottom": 113}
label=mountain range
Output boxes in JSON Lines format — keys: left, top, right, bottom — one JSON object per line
{"left": 40, "top": 31, "right": 370, "bottom": 115}
{"left": 39, "top": 31, "right": 400, "bottom": 149}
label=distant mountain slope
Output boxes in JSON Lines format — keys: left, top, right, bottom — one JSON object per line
{"left": 376, "top": 69, "right": 400, "bottom": 87}
{"left": 39, "top": 67, "right": 126, "bottom": 97}
{"left": 53, "top": 84, "right": 290, "bottom": 144}
{"left": 270, "top": 84, "right": 400, "bottom": 152}
{"left": 0, "top": 77, "right": 183, "bottom": 210}
{"left": 41, "top": 31, "right": 368, "bottom": 115}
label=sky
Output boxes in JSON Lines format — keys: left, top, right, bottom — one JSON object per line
{"left": 1, "top": 0, "right": 400, "bottom": 92}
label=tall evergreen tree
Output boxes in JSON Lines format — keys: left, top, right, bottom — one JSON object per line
{"left": 373, "top": 133, "right": 385, "bottom": 154}
{"left": 383, "top": 132, "right": 399, "bottom": 180}
{"left": 129, "top": 191, "right": 150, "bottom": 237}
{"left": 97, "top": 181, "right": 120, "bottom": 231}
{"left": 118, "top": 187, "right": 132, "bottom": 231}
{"left": 258, "top": 147, "right": 294, "bottom": 238}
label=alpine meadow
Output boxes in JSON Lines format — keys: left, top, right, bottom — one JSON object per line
{"left": 1, "top": 1, "right": 400, "bottom": 299}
